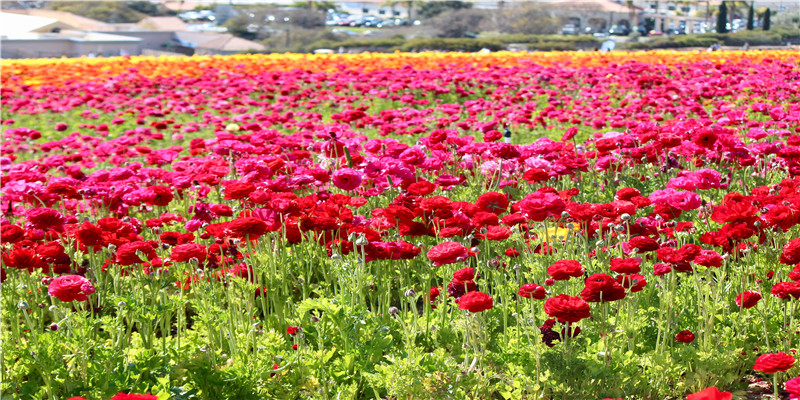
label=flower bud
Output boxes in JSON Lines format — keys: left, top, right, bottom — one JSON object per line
{"left": 388, "top": 307, "right": 399, "bottom": 315}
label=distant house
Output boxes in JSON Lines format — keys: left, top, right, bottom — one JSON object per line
{"left": 0, "top": 12, "right": 73, "bottom": 35}
{"left": 3, "top": 9, "right": 115, "bottom": 31}
{"left": 1, "top": 29, "right": 141, "bottom": 59}
{"left": 1, "top": 9, "right": 266, "bottom": 59}
{"left": 173, "top": 31, "right": 265, "bottom": 55}
{"left": 135, "top": 16, "right": 188, "bottom": 31}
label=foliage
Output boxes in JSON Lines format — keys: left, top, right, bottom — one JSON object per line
{"left": 418, "top": 1, "right": 473, "bottom": 20}
{"left": 45, "top": 1, "right": 173, "bottom": 23}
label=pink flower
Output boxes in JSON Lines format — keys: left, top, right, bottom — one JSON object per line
{"left": 331, "top": 168, "right": 362, "bottom": 191}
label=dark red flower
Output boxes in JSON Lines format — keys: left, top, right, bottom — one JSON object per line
{"left": 109, "top": 394, "right": 158, "bottom": 400}
{"left": 115, "top": 241, "right": 157, "bottom": 266}
{"left": 0, "top": 224, "right": 25, "bottom": 244}
{"left": 476, "top": 192, "right": 509, "bottom": 215}
{"left": 609, "top": 257, "right": 641, "bottom": 274}
{"left": 171, "top": 243, "right": 207, "bottom": 263}
{"left": 675, "top": 330, "right": 695, "bottom": 343}
{"left": 735, "top": 291, "right": 762, "bottom": 308}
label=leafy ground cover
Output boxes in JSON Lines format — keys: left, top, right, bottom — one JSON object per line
{"left": 1, "top": 51, "right": 800, "bottom": 400}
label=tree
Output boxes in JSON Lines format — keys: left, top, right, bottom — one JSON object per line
{"left": 716, "top": 2, "right": 728, "bottom": 33}
{"left": 763, "top": 8, "right": 771, "bottom": 31}
{"left": 433, "top": 9, "right": 488, "bottom": 38}
{"left": 746, "top": 2, "right": 754, "bottom": 30}
{"left": 418, "top": 1, "right": 472, "bottom": 19}
{"left": 500, "top": 3, "right": 561, "bottom": 35}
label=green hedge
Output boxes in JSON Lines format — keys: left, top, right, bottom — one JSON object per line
{"left": 395, "top": 38, "right": 506, "bottom": 52}
{"left": 624, "top": 28, "right": 800, "bottom": 49}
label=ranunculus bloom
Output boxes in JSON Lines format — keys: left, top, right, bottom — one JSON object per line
{"left": 544, "top": 294, "right": 591, "bottom": 323}
{"left": 609, "top": 257, "right": 641, "bottom": 274}
{"left": 286, "top": 326, "right": 301, "bottom": 335}
{"left": 580, "top": 273, "right": 626, "bottom": 303}
{"left": 109, "top": 394, "right": 158, "bottom": 400}
{"left": 457, "top": 291, "right": 493, "bottom": 312}
{"left": 753, "top": 352, "right": 796, "bottom": 374}
{"left": 171, "top": 243, "right": 207, "bottom": 263}
{"left": 116, "top": 241, "right": 157, "bottom": 266}
{"left": 735, "top": 290, "right": 762, "bottom": 309}
{"left": 331, "top": 168, "right": 362, "bottom": 191}
{"left": 516, "top": 191, "right": 566, "bottom": 222}
{"left": 675, "top": 330, "right": 695, "bottom": 343}
{"left": 427, "top": 241, "right": 469, "bottom": 267}
{"left": 771, "top": 282, "right": 800, "bottom": 300}
{"left": 785, "top": 376, "right": 800, "bottom": 400}
{"left": 228, "top": 217, "right": 268, "bottom": 239}
{"left": 686, "top": 386, "right": 732, "bottom": 400}
{"left": 782, "top": 238, "right": 800, "bottom": 265}
{"left": 48, "top": 275, "right": 96, "bottom": 302}
{"left": 547, "top": 260, "right": 584, "bottom": 281}
{"left": 518, "top": 283, "right": 546, "bottom": 299}
{"left": 476, "top": 191, "right": 509, "bottom": 214}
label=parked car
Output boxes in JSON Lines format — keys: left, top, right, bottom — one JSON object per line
{"left": 608, "top": 25, "right": 630, "bottom": 36}
{"left": 561, "top": 24, "right": 578, "bottom": 35}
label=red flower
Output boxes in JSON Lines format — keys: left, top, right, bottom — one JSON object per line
{"left": 75, "top": 221, "right": 104, "bottom": 247}
{"left": 610, "top": 257, "right": 641, "bottom": 274}
{"left": 516, "top": 191, "right": 566, "bottom": 222}
{"left": 457, "top": 291, "right": 493, "bottom": 313}
{"left": 116, "top": 241, "right": 157, "bottom": 266}
{"left": 782, "top": 238, "right": 800, "bottom": 265}
{"left": 27, "top": 208, "right": 65, "bottom": 231}
{"left": 753, "top": 352, "right": 796, "bottom": 374}
{"left": 453, "top": 267, "right": 475, "bottom": 282}
{"left": 580, "top": 273, "right": 626, "bottom": 303}
{"left": 686, "top": 386, "right": 732, "bottom": 400}
{"left": 48, "top": 275, "right": 96, "bottom": 302}
{"left": 735, "top": 291, "right": 762, "bottom": 308}
{"left": 224, "top": 182, "right": 256, "bottom": 200}
{"left": 476, "top": 192, "right": 509, "bottom": 214}
{"left": 785, "top": 377, "right": 800, "bottom": 399}
{"left": 547, "top": 260, "right": 584, "bottom": 281}
{"left": 518, "top": 283, "right": 546, "bottom": 299}
{"left": 109, "top": 393, "right": 158, "bottom": 400}
{"left": 286, "top": 326, "right": 301, "bottom": 335}
{"left": 0, "top": 224, "right": 25, "bottom": 244}
{"left": 771, "top": 282, "right": 800, "bottom": 300}
{"left": 626, "top": 236, "right": 660, "bottom": 252}
{"left": 616, "top": 274, "right": 647, "bottom": 292}
{"left": 485, "top": 225, "right": 510, "bottom": 241}
{"left": 171, "top": 243, "right": 207, "bottom": 263}
{"left": 407, "top": 180, "right": 437, "bottom": 196}
{"left": 228, "top": 217, "right": 268, "bottom": 239}
{"left": 427, "top": 241, "right": 469, "bottom": 267}
{"left": 149, "top": 185, "right": 174, "bottom": 207}
{"left": 544, "top": 294, "right": 591, "bottom": 323}
{"left": 675, "top": 330, "right": 695, "bottom": 343}
{"left": 2, "top": 248, "right": 45, "bottom": 272}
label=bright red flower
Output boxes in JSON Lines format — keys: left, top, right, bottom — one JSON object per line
{"left": 580, "top": 273, "right": 626, "bottom": 303}
{"left": 109, "top": 394, "right": 158, "bottom": 400}
{"left": 547, "top": 260, "right": 584, "bottom": 281}
{"left": 518, "top": 283, "right": 546, "bottom": 299}
{"left": 610, "top": 257, "right": 641, "bottom": 274}
{"left": 686, "top": 386, "right": 732, "bottom": 400}
{"left": 228, "top": 217, "right": 268, "bottom": 239}
{"left": 457, "top": 291, "right": 493, "bottom": 313}
{"left": 782, "top": 238, "right": 800, "bottom": 265}
{"left": 516, "top": 191, "right": 566, "bottom": 222}
{"left": 544, "top": 294, "right": 591, "bottom": 323}
{"left": 0, "top": 224, "right": 25, "bottom": 244}
{"left": 427, "top": 241, "right": 469, "bottom": 267}
{"left": 753, "top": 352, "right": 796, "bottom": 374}
{"left": 476, "top": 192, "right": 509, "bottom": 215}
{"left": 287, "top": 326, "right": 301, "bottom": 335}
{"left": 771, "top": 281, "right": 800, "bottom": 300}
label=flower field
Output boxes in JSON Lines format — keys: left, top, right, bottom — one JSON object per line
{"left": 2, "top": 50, "right": 800, "bottom": 400}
